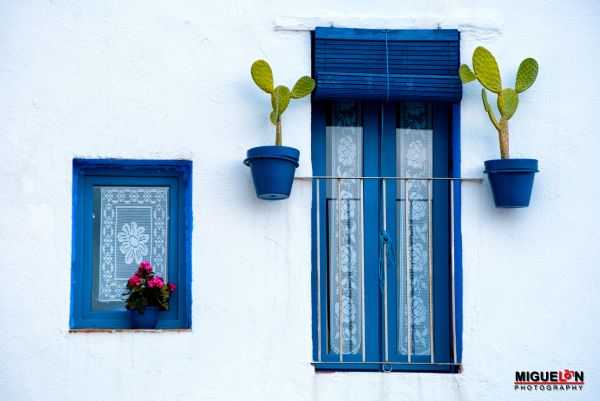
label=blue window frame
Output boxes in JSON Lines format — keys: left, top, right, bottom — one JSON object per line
{"left": 310, "top": 26, "right": 462, "bottom": 372}
{"left": 71, "top": 159, "right": 192, "bottom": 329}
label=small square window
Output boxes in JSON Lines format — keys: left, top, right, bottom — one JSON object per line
{"left": 71, "top": 159, "right": 192, "bottom": 329}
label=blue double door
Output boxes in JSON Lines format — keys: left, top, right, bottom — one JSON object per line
{"left": 312, "top": 100, "right": 454, "bottom": 371}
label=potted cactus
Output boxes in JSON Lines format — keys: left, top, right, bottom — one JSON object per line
{"left": 244, "top": 60, "right": 315, "bottom": 200}
{"left": 459, "top": 47, "right": 539, "bottom": 208}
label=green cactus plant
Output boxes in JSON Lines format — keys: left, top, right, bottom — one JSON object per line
{"left": 459, "top": 46, "right": 538, "bottom": 159}
{"left": 251, "top": 59, "right": 315, "bottom": 146}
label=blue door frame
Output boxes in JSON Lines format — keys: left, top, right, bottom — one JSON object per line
{"left": 311, "top": 101, "right": 462, "bottom": 372}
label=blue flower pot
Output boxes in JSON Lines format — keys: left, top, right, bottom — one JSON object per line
{"left": 484, "top": 159, "right": 539, "bottom": 208}
{"left": 131, "top": 306, "right": 160, "bottom": 329}
{"left": 244, "top": 146, "right": 300, "bottom": 200}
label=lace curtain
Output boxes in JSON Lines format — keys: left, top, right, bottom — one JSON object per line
{"left": 327, "top": 101, "right": 363, "bottom": 355}
{"left": 93, "top": 187, "right": 169, "bottom": 307}
{"left": 397, "top": 103, "right": 433, "bottom": 356}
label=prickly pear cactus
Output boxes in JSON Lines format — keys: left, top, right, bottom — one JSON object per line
{"left": 459, "top": 47, "right": 538, "bottom": 159}
{"left": 251, "top": 59, "right": 315, "bottom": 146}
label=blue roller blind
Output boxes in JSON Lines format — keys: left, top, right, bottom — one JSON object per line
{"left": 314, "top": 27, "right": 462, "bottom": 102}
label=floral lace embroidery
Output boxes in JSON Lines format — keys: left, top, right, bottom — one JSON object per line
{"left": 397, "top": 103, "right": 433, "bottom": 356}
{"left": 328, "top": 101, "right": 363, "bottom": 355}
{"left": 117, "top": 222, "right": 150, "bottom": 264}
{"left": 98, "top": 187, "right": 169, "bottom": 302}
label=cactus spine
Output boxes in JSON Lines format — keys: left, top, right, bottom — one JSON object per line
{"left": 459, "top": 47, "right": 538, "bottom": 159}
{"left": 251, "top": 60, "right": 316, "bottom": 146}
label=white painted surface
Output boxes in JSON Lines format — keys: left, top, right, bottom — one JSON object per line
{"left": 1, "top": 1, "right": 599, "bottom": 400}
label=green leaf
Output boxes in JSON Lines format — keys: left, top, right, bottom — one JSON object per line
{"left": 497, "top": 88, "right": 519, "bottom": 119}
{"left": 515, "top": 58, "right": 538, "bottom": 93}
{"left": 473, "top": 46, "right": 502, "bottom": 93}
{"left": 271, "top": 85, "right": 290, "bottom": 118}
{"left": 251, "top": 60, "right": 274, "bottom": 94}
{"left": 290, "top": 76, "right": 315, "bottom": 99}
{"left": 458, "top": 64, "right": 476, "bottom": 83}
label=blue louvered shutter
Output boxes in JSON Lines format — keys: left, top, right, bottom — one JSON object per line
{"left": 313, "top": 27, "right": 462, "bottom": 102}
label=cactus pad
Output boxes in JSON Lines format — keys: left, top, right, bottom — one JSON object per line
{"left": 459, "top": 64, "right": 476, "bottom": 83}
{"left": 251, "top": 60, "right": 274, "bottom": 94}
{"left": 290, "top": 76, "right": 316, "bottom": 99}
{"left": 472, "top": 46, "right": 502, "bottom": 93}
{"left": 497, "top": 88, "right": 519, "bottom": 119}
{"left": 271, "top": 85, "right": 291, "bottom": 118}
{"left": 515, "top": 58, "right": 538, "bottom": 93}
{"left": 481, "top": 89, "right": 500, "bottom": 131}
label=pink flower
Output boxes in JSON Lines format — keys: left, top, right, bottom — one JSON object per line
{"left": 168, "top": 283, "right": 176, "bottom": 293}
{"left": 147, "top": 276, "right": 164, "bottom": 288}
{"left": 128, "top": 275, "right": 141, "bottom": 287}
{"left": 137, "top": 261, "right": 153, "bottom": 276}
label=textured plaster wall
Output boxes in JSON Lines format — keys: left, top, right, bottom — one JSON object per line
{"left": 1, "top": 1, "right": 599, "bottom": 400}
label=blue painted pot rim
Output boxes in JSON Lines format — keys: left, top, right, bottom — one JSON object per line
{"left": 244, "top": 146, "right": 300, "bottom": 168}
{"left": 484, "top": 158, "right": 539, "bottom": 173}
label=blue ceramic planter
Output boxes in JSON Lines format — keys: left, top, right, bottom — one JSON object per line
{"left": 244, "top": 146, "right": 300, "bottom": 200}
{"left": 484, "top": 159, "right": 539, "bottom": 208}
{"left": 131, "top": 306, "right": 160, "bottom": 329}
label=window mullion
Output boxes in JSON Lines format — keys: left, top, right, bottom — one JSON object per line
{"left": 379, "top": 102, "right": 400, "bottom": 366}
{"left": 362, "top": 101, "right": 383, "bottom": 365}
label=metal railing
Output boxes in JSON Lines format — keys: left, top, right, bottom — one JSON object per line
{"left": 297, "top": 176, "right": 482, "bottom": 368}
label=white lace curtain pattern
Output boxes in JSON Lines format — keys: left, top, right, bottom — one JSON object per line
{"left": 96, "top": 187, "right": 169, "bottom": 303}
{"left": 326, "top": 101, "right": 434, "bottom": 357}
{"left": 327, "top": 101, "right": 363, "bottom": 355}
{"left": 397, "top": 103, "right": 433, "bottom": 356}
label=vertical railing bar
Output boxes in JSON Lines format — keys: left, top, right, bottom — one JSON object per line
{"left": 450, "top": 180, "right": 457, "bottom": 365}
{"left": 404, "top": 178, "right": 412, "bottom": 363}
{"left": 428, "top": 179, "right": 434, "bottom": 363}
{"left": 337, "top": 178, "right": 343, "bottom": 363}
{"left": 360, "top": 178, "right": 366, "bottom": 363}
{"left": 316, "top": 178, "right": 322, "bottom": 362}
{"left": 382, "top": 178, "right": 389, "bottom": 363}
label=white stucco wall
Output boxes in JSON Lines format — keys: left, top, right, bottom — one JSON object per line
{"left": 1, "top": 1, "right": 599, "bottom": 400}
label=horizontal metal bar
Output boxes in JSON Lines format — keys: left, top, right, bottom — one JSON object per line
{"left": 296, "top": 176, "right": 482, "bottom": 182}
{"left": 311, "top": 361, "right": 462, "bottom": 366}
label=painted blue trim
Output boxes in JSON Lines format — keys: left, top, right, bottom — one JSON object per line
{"left": 379, "top": 102, "right": 398, "bottom": 366}
{"left": 310, "top": 102, "right": 322, "bottom": 362}
{"left": 311, "top": 101, "right": 459, "bottom": 372}
{"left": 313, "top": 27, "right": 462, "bottom": 102}
{"left": 70, "top": 159, "right": 192, "bottom": 329}
{"left": 73, "top": 158, "right": 192, "bottom": 168}
{"left": 315, "top": 27, "right": 459, "bottom": 41}
{"left": 432, "top": 104, "right": 451, "bottom": 364}
{"left": 311, "top": 100, "right": 462, "bottom": 372}
{"left": 451, "top": 103, "right": 463, "bottom": 363}
{"left": 363, "top": 101, "right": 383, "bottom": 365}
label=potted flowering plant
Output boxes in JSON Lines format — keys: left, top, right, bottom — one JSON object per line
{"left": 244, "top": 59, "right": 315, "bottom": 200}
{"left": 459, "top": 46, "right": 539, "bottom": 207}
{"left": 124, "top": 261, "right": 176, "bottom": 329}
